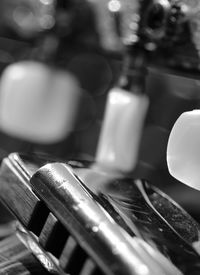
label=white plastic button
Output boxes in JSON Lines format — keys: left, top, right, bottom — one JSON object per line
{"left": 96, "top": 87, "right": 149, "bottom": 173}
{"left": 167, "top": 110, "right": 200, "bottom": 190}
{"left": 0, "top": 61, "right": 81, "bottom": 144}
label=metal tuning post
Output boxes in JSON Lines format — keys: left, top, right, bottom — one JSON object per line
{"left": 1, "top": 153, "right": 200, "bottom": 274}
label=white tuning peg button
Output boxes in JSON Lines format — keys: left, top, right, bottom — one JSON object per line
{"left": 96, "top": 87, "right": 149, "bottom": 173}
{"left": 167, "top": 110, "right": 200, "bottom": 190}
{"left": 0, "top": 61, "right": 81, "bottom": 144}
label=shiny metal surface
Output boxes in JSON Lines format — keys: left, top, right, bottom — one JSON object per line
{"left": 25, "top": 154, "right": 200, "bottom": 275}
{"left": 31, "top": 163, "right": 166, "bottom": 275}
{"left": 31, "top": 158, "right": 200, "bottom": 274}
{"left": 0, "top": 153, "right": 189, "bottom": 274}
{"left": 16, "top": 223, "right": 64, "bottom": 275}
{"left": 1, "top": 153, "right": 200, "bottom": 273}
{"left": 0, "top": 1, "right": 200, "bottom": 274}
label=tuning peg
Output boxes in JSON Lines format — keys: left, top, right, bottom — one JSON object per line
{"left": 0, "top": 61, "right": 81, "bottom": 144}
{"left": 94, "top": 47, "right": 149, "bottom": 174}
{"left": 167, "top": 110, "right": 200, "bottom": 190}
{"left": 96, "top": 87, "right": 149, "bottom": 173}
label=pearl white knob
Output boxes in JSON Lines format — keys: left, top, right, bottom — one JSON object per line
{"left": 0, "top": 61, "right": 81, "bottom": 144}
{"left": 96, "top": 87, "right": 149, "bottom": 173}
{"left": 167, "top": 110, "right": 200, "bottom": 190}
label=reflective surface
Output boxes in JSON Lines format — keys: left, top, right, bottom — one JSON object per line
{"left": 1, "top": 153, "right": 200, "bottom": 274}
{"left": 74, "top": 165, "right": 200, "bottom": 274}
{"left": 167, "top": 110, "right": 200, "bottom": 191}
{"left": 3, "top": 154, "right": 200, "bottom": 274}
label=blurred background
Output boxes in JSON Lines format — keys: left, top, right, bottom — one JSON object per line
{"left": 0, "top": 0, "right": 199, "bottom": 225}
